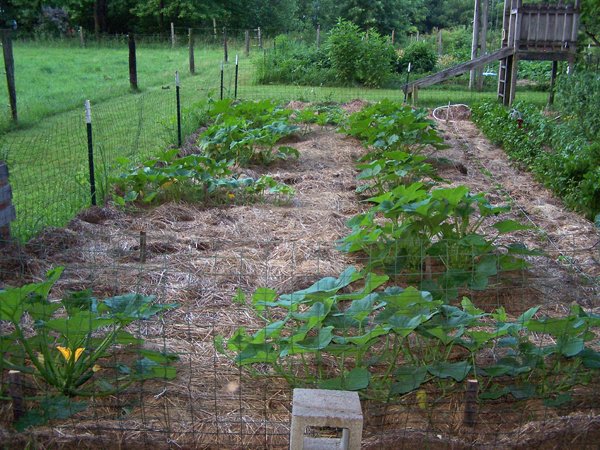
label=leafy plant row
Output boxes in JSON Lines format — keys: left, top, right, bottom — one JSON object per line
{"left": 338, "top": 100, "right": 537, "bottom": 299}
{"left": 472, "top": 77, "right": 600, "bottom": 223}
{"left": 219, "top": 99, "right": 599, "bottom": 405}
{"left": 218, "top": 267, "right": 600, "bottom": 402}
{"left": 112, "top": 99, "right": 300, "bottom": 207}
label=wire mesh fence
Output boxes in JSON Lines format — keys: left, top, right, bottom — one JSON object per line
{"left": 0, "top": 220, "right": 599, "bottom": 448}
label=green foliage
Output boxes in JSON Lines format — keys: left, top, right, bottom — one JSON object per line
{"left": 518, "top": 61, "right": 553, "bottom": 86}
{"left": 472, "top": 96, "right": 600, "bottom": 220}
{"left": 0, "top": 268, "right": 178, "bottom": 428}
{"left": 255, "top": 35, "right": 335, "bottom": 86}
{"left": 555, "top": 70, "right": 600, "bottom": 143}
{"left": 325, "top": 20, "right": 365, "bottom": 83}
{"left": 325, "top": 20, "right": 397, "bottom": 87}
{"left": 112, "top": 99, "right": 298, "bottom": 206}
{"left": 198, "top": 98, "right": 300, "bottom": 165}
{"left": 218, "top": 268, "right": 600, "bottom": 401}
{"left": 294, "top": 104, "right": 348, "bottom": 127}
{"left": 397, "top": 41, "right": 438, "bottom": 74}
{"left": 337, "top": 100, "right": 535, "bottom": 301}
{"left": 340, "top": 184, "right": 533, "bottom": 299}
{"left": 341, "top": 100, "right": 446, "bottom": 153}
{"left": 256, "top": 20, "right": 397, "bottom": 88}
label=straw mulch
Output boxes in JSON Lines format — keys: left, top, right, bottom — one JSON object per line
{"left": 1, "top": 111, "right": 599, "bottom": 448}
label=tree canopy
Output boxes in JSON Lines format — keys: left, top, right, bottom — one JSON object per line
{"left": 0, "top": 0, "right": 597, "bottom": 47}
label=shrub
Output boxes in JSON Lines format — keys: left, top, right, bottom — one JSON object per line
{"left": 356, "top": 30, "right": 397, "bottom": 87}
{"left": 397, "top": 41, "right": 437, "bottom": 74}
{"left": 325, "top": 20, "right": 396, "bottom": 87}
{"left": 556, "top": 69, "right": 600, "bottom": 142}
{"left": 325, "top": 20, "right": 365, "bottom": 84}
{"left": 255, "top": 35, "right": 333, "bottom": 86}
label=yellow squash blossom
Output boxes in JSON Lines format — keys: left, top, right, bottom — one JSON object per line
{"left": 57, "top": 346, "right": 85, "bottom": 362}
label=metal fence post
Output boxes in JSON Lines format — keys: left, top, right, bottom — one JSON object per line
{"left": 176, "top": 71, "right": 182, "bottom": 147}
{"left": 220, "top": 62, "right": 224, "bottom": 100}
{"left": 85, "top": 100, "right": 97, "bottom": 206}
{"left": 128, "top": 33, "right": 138, "bottom": 90}
{"left": 234, "top": 55, "right": 239, "bottom": 99}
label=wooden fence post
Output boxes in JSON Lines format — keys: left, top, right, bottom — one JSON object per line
{"left": 469, "top": 0, "right": 481, "bottom": 89}
{"left": 257, "top": 27, "right": 262, "bottom": 49}
{"left": 316, "top": 24, "right": 321, "bottom": 49}
{"left": 463, "top": 379, "right": 479, "bottom": 427}
{"left": 2, "top": 30, "right": 17, "bottom": 122}
{"left": 391, "top": 29, "right": 395, "bottom": 45}
{"left": 171, "top": 22, "right": 176, "bottom": 48}
{"left": 79, "top": 26, "right": 85, "bottom": 47}
{"left": 213, "top": 18, "right": 217, "bottom": 41}
{"left": 189, "top": 28, "right": 195, "bottom": 74}
{"left": 245, "top": 30, "right": 250, "bottom": 56}
{"left": 0, "top": 162, "right": 16, "bottom": 243}
{"left": 477, "top": 0, "right": 489, "bottom": 91}
{"left": 128, "top": 33, "right": 138, "bottom": 90}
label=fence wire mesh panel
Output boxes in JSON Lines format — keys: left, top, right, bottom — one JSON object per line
{"left": 0, "top": 225, "right": 599, "bottom": 448}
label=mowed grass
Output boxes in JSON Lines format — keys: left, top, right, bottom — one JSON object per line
{"left": 0, "top": 40, "right": 550, "bottom": 241}
{"left": 0, "top": 41, "right": 235, "bottom": 130}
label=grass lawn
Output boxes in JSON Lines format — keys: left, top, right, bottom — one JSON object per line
{"left": 0, "top": 40, "right": 550, "bottom": 241}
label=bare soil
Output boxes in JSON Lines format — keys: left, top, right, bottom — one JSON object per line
{"left": 0, "top": 105, "right": 599, "bottom": 449}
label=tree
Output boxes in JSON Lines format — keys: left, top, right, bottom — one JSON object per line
{"left": 337, "top": 0, "right": 426, "bottom": 36}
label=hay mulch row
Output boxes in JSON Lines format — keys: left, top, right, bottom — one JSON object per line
{"left": 1, "top": 105, "right": 599, "bottom": 448}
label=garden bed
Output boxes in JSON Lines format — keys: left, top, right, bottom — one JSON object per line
{"left": 1, "top": 102, "right": 599, "bottom": 448}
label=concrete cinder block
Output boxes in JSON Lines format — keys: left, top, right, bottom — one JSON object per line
{"left": 289, "top": 388, "right": 363, "bottom": 450}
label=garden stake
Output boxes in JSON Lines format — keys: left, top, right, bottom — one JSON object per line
{"left": 85, "top": 100, "right": 96, "bottom": 206}
{"left": 8, "top": 370, "right": 24, "bottom": 423}
{"left": 403, "top": 62, "right": 411, "bottom": 103}
{"left": 220, "top": 62, "right": 224, "bottom": 100}
{"left": 176, "top": 71, "right": 182, "bottom": 147}
{"left": 463, "top": 379, "right": 479, "bottom": 427}
{"left": 234, "top": 55, "right": 239, "bottom": 99}
{"left": 140, "top": 230, "right": 147, "bottom": 263}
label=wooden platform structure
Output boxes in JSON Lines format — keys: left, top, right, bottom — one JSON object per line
{"left": 404, "top": 0, "right": 581, "bottom": 106}
{"left": 498, "top": 0, "right": 579, "bottom": 105}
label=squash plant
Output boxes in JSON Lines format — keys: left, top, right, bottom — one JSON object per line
{"left": 198, "top": 99, "right": 300, "bottom": 166}
{"left": 218, "top": 267, "right": 600, "bottom": 403}
{"left": 0, "top": 268, "right": 178, "bottom": 429}
{"left": 340, "top": 183, "right": 537, "bottom": 299}
{"left": 112, "top": 148, "right": 294, "bottom": 205}
{"left": 338, "top": 101, "right": 539, "bottom": 300}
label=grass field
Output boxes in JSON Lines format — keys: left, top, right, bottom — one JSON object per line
{"left": 0, "top": 40, "right": 550, "bottom": 241}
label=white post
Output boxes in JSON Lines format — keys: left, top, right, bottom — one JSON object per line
{"left": 85, "top": 100, "right": 92, "bottom": 124}
{"left": 469, "top": 0, "right": 481, "bottom": 89}
{"left": 171, "top": 22, "right": 176, "bottom": 48}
